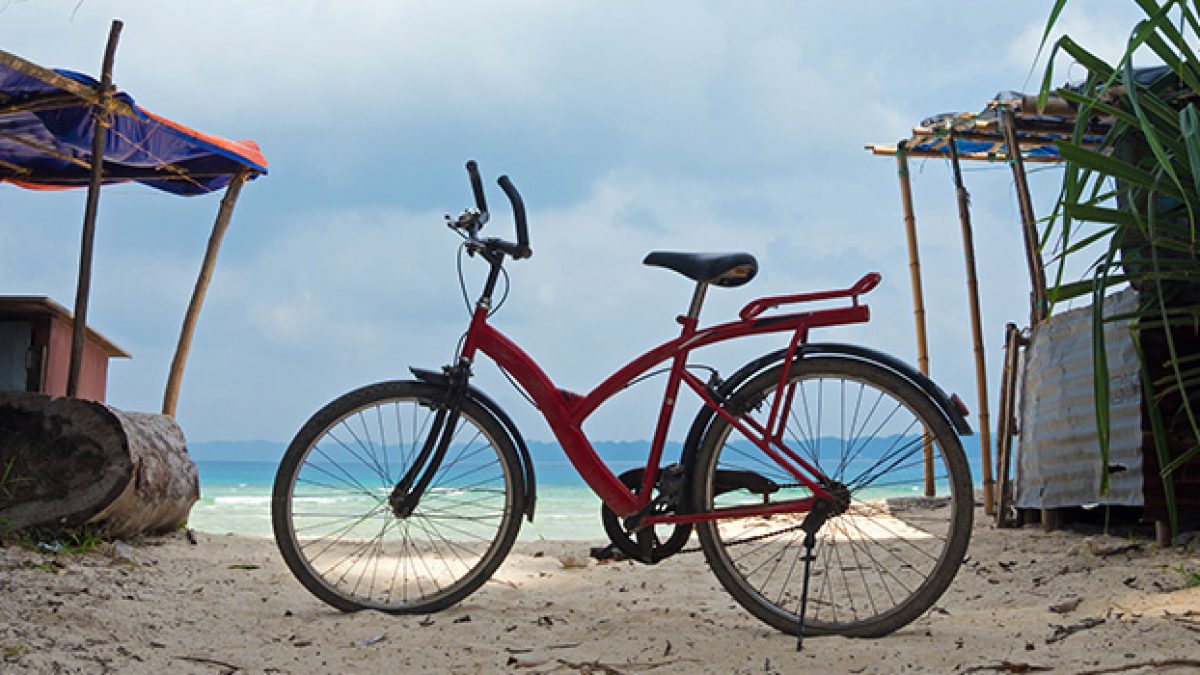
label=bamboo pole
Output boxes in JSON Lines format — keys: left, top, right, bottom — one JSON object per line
{"left": 0, "top": 92, "right": 84, "bottom": 115}
{"left": 896, "top": 143, "right": 936, "bottom": 496}
{"left": 0, "top": 129, "right": 97, "bottom": 170}
{"left": 162, "top": 169, "right": 249, "bottom": 417}
{"left": 947, "top": 130, "right": 996, "bottom": 515}
{"left": 1000, "top": 108, "right": 1050, "bottom": 325}
{"left": 67, "top": 20, "right": 123, "bottom": 398}
{"left": 0, "top": 49, "right": 141, "bottom": 118}
{"left": 867, "top": 144, "right": 1073, "bottom": 163}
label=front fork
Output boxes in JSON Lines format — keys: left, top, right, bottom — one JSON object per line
{"left": 388, "top": 360, "right": 471, "bottom": 518}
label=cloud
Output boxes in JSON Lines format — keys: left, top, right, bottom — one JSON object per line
{"left": 0, "top": 1, "right": 1155, "bottom": 444}
{"left": 1008, "top": 6, "right": 1164, "bottom": 87}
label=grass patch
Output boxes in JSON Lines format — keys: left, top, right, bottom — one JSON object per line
{"left": 1, "top": 461, "right": 108, "bottom": 552}
{"left": 0, "top": 458, "right": 23, "bottom": 504}
{"left": 0, "top": 519, "right": 32, "bottom": 548}
{"left": 1178, "top": 565, "right": 1200, "bottom": 589}
{"left": 0, "top": 458, "right": 30, "bottom": 547}
{"left": 0, "top": 524, "right": 107, "bottom": 555}
{"left": 1, "top": 643, "right": 30, "bottom": 660}
{"left": 59, "top": 526, "right": 106, "bottom": 555}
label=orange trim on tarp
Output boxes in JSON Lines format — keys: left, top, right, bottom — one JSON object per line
{"left": 8, "top": 181, "right": 74, "bottom": 191}
{"left": 140, "top": 109, "right": 268, "bottom": 171}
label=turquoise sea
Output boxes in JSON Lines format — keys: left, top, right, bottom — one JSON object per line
{"left": 188, "top": 437, "right": 984, "bottom": 542}
{"left": 190, "top": 460, "right": 619, "bottom": 541}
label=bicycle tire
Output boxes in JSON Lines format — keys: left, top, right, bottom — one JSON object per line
{"left": 272, "top": 380, "right": 524, "bottom": 614}
{"left": 693, "top": 357, "right": 973, "bottom": 637}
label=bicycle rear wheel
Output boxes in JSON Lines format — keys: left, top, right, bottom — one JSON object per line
{"left": 693, "top": 357, "right": 972, "bottom": 637}
{"left": 272, "top": 380, "right": 524, "bottom": 614}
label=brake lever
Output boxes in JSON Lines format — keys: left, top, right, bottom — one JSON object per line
{"left": 447, "top": 209, "right": 484, "bottom": 233}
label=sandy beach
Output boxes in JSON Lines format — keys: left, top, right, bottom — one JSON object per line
{"left": 2, "top": 507, "right": 1199, "bottom": 674}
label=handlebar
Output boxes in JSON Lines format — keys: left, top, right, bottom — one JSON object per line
{"left": 457, "top": 160, "right": 532, "bottom": 260}
{"left": 497, "top": 175, "right": 531, "bottom": 259}
{"left": 465, "top": 160, "right": 489, "bottom": 222}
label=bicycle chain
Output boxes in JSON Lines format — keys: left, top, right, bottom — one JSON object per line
{"left": 675, "top": 482, "right": 812, "bottom": 555}
{"left": 676, "top": 520, "right": 811, "bottom": 555}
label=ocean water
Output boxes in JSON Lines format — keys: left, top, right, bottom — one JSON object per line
{"left": 189, "top": 436, "right": 984, "bottom": 542}
{"left": 190, "top": 458, "right": 637, "bottom": 541}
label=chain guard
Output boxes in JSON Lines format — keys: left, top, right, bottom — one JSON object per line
{"left": 600, "top": 468, "right": 692, "bottom": 564}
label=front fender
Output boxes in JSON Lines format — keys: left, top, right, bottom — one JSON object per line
{"left": 410, "top": 367, "right": 537, "bottom": 522}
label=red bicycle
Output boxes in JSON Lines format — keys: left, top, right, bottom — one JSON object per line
{"left": 272, "top": 162, "right": 974, "bottom": 640}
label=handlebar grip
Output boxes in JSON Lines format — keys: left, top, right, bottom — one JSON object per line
{"left": 465, "top": 160, "right": 489, "bottom": 216}
{"left": 497, "top": 175, "right": 532, "bottom": 258}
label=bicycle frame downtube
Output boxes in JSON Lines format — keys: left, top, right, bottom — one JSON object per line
{"left": 463, "top": 319, "right": 643, "bottom": 515}
{"left": 459, "top": 298, "right": 868, "bottom": 519}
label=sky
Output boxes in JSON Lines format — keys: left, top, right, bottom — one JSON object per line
{"left": 0, "top": 1, "right": 1153, "bottom": 445}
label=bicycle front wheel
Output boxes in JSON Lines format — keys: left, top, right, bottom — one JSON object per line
{"left": 693, "top": 357, "right": 973, "bottom": 637}
{"left": 272, "top": 380, "right": 524, "bottom": 614}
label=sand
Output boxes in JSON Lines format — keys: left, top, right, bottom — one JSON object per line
{"left": 2, "top": 507, "right": 1199, "bottom": 674}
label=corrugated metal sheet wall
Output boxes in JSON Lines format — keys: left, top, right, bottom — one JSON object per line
{"left": 1014, "top": 288, "right": 1143, "bottom": 509}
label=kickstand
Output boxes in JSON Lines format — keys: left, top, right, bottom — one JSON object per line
{"left": 796, "top": 529, "right": 817, "bottom": 651}
{"left": 795, "top": 498, "right": 830, "bottom": 652}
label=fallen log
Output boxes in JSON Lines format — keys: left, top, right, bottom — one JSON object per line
{"left": 0, "top": 391, "right": 198, "bottom": 538}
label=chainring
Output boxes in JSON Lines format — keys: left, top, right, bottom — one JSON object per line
{"left": 600, "top": 467, "right": 693, "bottom": 564}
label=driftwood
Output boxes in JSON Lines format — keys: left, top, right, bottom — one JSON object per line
{"left": 0, "top": 391, "right": 198, "bottom": 537}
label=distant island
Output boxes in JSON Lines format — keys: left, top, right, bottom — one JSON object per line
{"left": 187, "top": 439, "right": 684, "bottom": 464}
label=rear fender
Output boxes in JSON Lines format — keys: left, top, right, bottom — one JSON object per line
{"left": 679, "top": 343, "right": 972, "bottom": 471}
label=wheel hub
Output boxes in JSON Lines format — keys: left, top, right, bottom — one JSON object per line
{"left": 824, "top": 480, "right": 851, "bottom": 517}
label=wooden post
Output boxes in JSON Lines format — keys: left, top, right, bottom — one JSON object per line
{"left": 1000, "top": 108, "right": 1050, "bottom": 325}
{"left": 67, "top": 20, "right": 123, "bottom": 397}
{"left": 947, "top": 131, "right": 996, "bottom": 515}
{"left": 896, "top": 143, "right": 936, "bottom": 496}
{"left": 995, "top": 322, "right": 1026, "bottom": 527}
{"left": 162, "top": 170, "right": 248, "bottom": 417}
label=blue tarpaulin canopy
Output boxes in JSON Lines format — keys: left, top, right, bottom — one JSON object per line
{"left": 0, "top": 49, "right": 267, "bottom": 195}
{"left": 0, "top": 34, "right": 267, "bottom": 415}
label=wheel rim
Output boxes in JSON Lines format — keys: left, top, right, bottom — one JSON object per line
{"left": 280, "top": 395, "right": 516, "bottom": 611}
{"left": 700, "top": 366, "right": 968, "bottom": 633}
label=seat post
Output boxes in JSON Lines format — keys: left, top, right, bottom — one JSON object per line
{"left": 686, "top": 281, "right": 709, "bottom": 321}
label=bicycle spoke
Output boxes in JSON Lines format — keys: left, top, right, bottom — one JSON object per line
{"left": 697, "top": 359, "right": 970, "bottom": 637}
{"left": 274, "top": 384, "right": 520, "bottom": 613}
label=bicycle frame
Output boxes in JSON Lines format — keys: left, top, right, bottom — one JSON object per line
{"left": 275, "top": 165, "right": 972, "bottom": 639}
{"left": 458, "top": 272, "right": 880, "bottom": 522}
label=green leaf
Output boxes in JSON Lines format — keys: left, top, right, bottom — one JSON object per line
{"left": 1181, "top": 104, "right": 1200, "bottom": 230}
{"left": 1057, "top": 35, "right": 1116, "bottom": 81}
{"left": 1057, "top": 88, "right": 1142, "bottom": 128}
{"left": 1063, "top": 204, "right": 1139, "bottom": 228}
{"left": 1033, "top": 0, "right": 1071, "bottom": 97}
{"left": 1142, "top": 205, "right": 1200, "bottom": 484}
{"left": 1049, "top": 274, "right": 1129, "bottom": 302}
{"left": 1134, "top": 0, "right": 1200, "bottom": 92}
{"left": 1038, "top": 0, "right": 1070, "bottom": 63}
{"left": 1120, "top": 62, "right": 1191, "bottom": 216}
{"left": 1092, "top": 247, "right": 1117, "bottom": 495}
{"left": 1134, "top": 335, "right": 1179, "bottom": 540}
{"left": 1056, "top": 227, "right": 1119, "bottom": 262}
{"left": 1058, "top": 142, "right": 1176, "bottom": 197}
